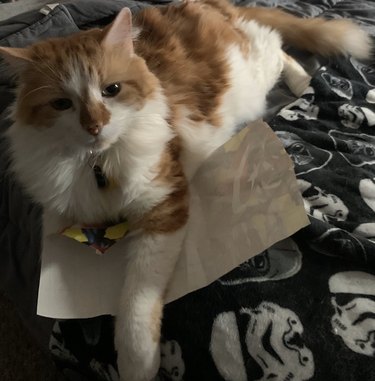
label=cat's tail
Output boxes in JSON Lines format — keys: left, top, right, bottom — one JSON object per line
{"left": 237, "top": 6, "right": 372, "bottom": 60}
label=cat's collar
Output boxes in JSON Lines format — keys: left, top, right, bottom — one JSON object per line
{"left": 88, "top": 150, "right": 108, "bottom": 189}
{"left": 61, "top": 220, "right": 129, "bottom": 255}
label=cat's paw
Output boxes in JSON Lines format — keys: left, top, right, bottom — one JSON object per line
{"left": 117, "top": 335, "right": 160, "bottom": 381}
{"left": 282, "top": 53, "right": 312, "bottom": 98}
{"left": 290, "top": 74, "right": 312, "bottom": 98}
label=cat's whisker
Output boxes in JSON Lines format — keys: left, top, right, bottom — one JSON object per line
{"left": 32, "top": 65, "right": 60, "bottom": 84}
{"left": 19, "top": 85, "right": 53, "bottom": 102}
{"left": 31, "top": 53, "right": 61, "bottom": 82}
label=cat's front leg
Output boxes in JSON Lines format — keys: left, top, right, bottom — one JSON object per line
{"left": 116, "top": 228, "right": 186, "bottom": 381}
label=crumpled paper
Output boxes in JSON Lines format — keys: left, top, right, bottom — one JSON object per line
{"left": 37, "top": 120, "right": 309, "bottom": 319}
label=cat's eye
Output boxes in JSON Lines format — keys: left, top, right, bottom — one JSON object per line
{"left": 50, "top": 98, "right": 73, "bottom": 111}
{"left": 102, "top": 83, "right": 121, "bottom": 98}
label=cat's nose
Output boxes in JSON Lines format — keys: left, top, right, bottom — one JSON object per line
{"left": 85, "top": 123, "right": 103, "bottom": 136}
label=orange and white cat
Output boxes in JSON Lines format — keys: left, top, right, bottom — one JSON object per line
{"left": 0, "top": 0, "right": 371, "bottom": 380}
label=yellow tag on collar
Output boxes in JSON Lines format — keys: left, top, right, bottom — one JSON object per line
{"left": 61, "top": 221, "right": 129, "bottom": 255}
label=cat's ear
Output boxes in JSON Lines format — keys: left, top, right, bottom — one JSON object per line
{"left": 102, "top": 8, "right": 134, "bottom": 53}
{"left": 0, "top": 46, "right": 33, "bottom": 75}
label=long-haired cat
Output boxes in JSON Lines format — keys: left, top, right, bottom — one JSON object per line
{"left": 0, "top": 0, "right": 371, "bottom": 380}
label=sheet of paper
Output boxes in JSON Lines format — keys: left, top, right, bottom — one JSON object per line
{"left": 37, "top": 120, "right": 309, "bottom": 318}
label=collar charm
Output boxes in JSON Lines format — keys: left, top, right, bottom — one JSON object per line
{"left": 61, "top": 221, "right": 129, "bottom": 255}
{"left": 93, "top": 165, "right": 108, "bottom": 188}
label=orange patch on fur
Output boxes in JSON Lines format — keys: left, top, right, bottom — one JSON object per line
{"left": 133, "top": 0, "right": 250, "bottom": 127}
{"left": 140, "top": 138, "right": 189, "bottom": 234}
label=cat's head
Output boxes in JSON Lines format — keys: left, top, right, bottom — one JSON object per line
{"left": 0, "top": 8, "right": 159, "bottom": 154}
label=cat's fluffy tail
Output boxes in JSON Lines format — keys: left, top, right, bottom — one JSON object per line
{"left": 237, "top": 7, "right": 372, "bottom": 60}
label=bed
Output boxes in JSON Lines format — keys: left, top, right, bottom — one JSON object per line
{"left": 1, "top": 0, "right": 375, "bottom": 380}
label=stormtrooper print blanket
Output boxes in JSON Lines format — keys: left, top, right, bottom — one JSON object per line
{"left": 1, "top": 1, "right": 375, "bottom": 381}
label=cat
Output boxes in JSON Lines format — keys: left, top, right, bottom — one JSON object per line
{"left": 0, "top": 0, "right": 371, "bottom": 380}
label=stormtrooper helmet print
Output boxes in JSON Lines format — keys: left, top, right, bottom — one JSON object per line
{"left": 210, "top": 303, "right": 314, "bottom": 381}
{"left": 279, "top": 87, "right": 319, "bottom": 121}
{"left": 338, "top": 104, "right": 375, "bottom": 129}
{"left": 156, "top": 340, "right": 185, "bottom": 381}
{"left": 242, "top": 302, "right": 314, "bottom": 381}
{"left": 298, "top": 180, "right": 349, "bottom": 223}
{"left": 329, "top": 271, "right": 375, "bottom": 357}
